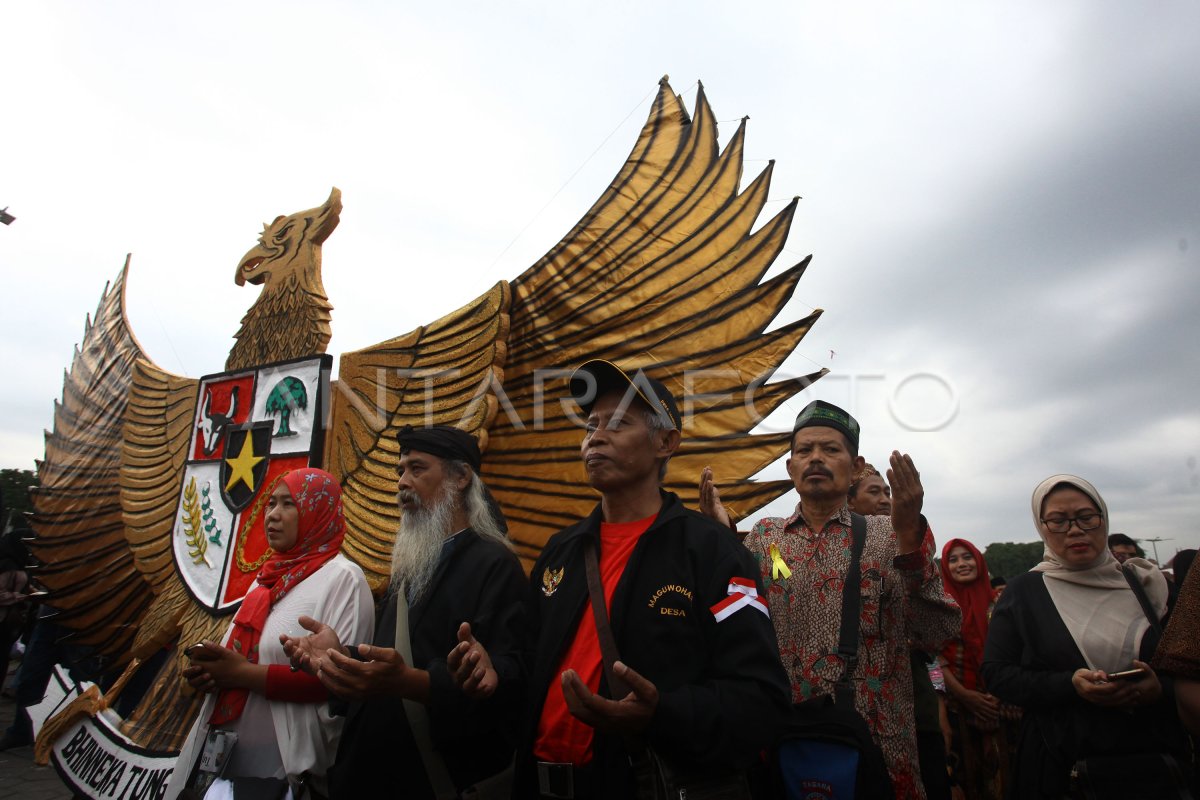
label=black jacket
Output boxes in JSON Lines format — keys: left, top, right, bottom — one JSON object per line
{"left": 515, "top": 491, "right": 791, "bottom": 798}
{"left": 328, "top": 530, "right": 527, "bottom": 798}
{"left": 982, "top": 571, "right": 1191, "bottom": 799}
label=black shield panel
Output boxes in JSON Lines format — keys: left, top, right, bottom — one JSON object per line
{"left": 219, "top": 422, "right": 274, "bottom": 513}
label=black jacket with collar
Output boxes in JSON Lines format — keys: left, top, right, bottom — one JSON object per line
{"left": 328, "top": 529, "right": 527, "bottom": 799}
{"left": 515, "top": 491, "right": 791, "bottom": 798}
{"left": 982, "top": 570, "right": 1192, "bottom": 799}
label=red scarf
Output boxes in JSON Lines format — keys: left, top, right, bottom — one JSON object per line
{"left": 210, "top": 468, "right": 345, "bottom": 724}
{"left": 939, "top": 538, "right": 992, "bottom": 691}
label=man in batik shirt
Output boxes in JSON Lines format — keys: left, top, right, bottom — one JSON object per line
{"left": 701, "top": 400, "right": 960, "bottom": 799}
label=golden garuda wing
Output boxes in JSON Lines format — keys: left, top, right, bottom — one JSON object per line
{"left": 326, "top": 283, "right": 511, "bottom": 592}
{"left": 27, "top": 258, "right": 197, "bottom": 663}
{"left": 483, "top": 77, "right": 826, "bottom": 564}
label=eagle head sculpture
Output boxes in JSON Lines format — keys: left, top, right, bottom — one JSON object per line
{"left": 226, "top": 187, "right": 342, "bottom": 370}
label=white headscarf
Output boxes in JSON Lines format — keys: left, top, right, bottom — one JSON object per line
{"left": 1029, "top": 474, "right": 1168, "bottom": 671}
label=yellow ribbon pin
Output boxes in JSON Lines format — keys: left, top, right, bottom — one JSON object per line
{"left": 769, "top": 543, "right": 791, "bottom": 580}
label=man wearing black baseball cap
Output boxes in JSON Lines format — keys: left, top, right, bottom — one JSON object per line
{"left": 451, "top": 360, "right": 790, "bottom": 799}
{"left": 567, "top": 359, "right": 684, "bottom": 431}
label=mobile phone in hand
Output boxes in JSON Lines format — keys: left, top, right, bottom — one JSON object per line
{"left": 1107, "top": 668, "right": 1147, "bottom": 681}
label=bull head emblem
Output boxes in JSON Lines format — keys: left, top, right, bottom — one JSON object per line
{"left": 198, "top": 386, "right": 240, "bottom": 456}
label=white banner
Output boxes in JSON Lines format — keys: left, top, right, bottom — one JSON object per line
{"left": 27, "top": 666, "right": 181, "bottom": 800}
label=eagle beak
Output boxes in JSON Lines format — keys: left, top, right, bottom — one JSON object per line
{"left": 236, "top": 251, "right": 268, "bottom": 286}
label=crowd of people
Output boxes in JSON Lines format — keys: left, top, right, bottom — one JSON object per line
{"left": 4, "top": 360, "right": 1199, "bottom": 800}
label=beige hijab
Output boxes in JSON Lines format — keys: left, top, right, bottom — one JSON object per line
{"left": 1030, "top": 474, "right": 1168, "bottom": 671}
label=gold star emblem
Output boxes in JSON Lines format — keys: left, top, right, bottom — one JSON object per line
{"left": 224, "top": 433, "right": 265, "bottom": 493}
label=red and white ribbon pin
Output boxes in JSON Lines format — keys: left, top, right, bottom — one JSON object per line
{"left": 709, "top": 577, "right": 769, "bottom": 622}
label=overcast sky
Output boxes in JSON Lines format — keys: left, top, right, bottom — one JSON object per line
{"left": 2, "top": 2, "right": 1197, "bottom": 561}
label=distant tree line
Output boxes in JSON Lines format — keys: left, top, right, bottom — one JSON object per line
{"left": 1, "top": 467, "right": 38, "bottom": 528}
{"left": 982, "top": 541, "right": 1044, "bottom": 579}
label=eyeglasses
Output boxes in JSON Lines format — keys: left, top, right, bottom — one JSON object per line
{"left": 1040, "top": 512, "right": 1103, "bottom": 534}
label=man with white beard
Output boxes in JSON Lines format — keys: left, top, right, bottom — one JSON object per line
{"left": 281, "top": 425, "right": 526, "bottom": 799}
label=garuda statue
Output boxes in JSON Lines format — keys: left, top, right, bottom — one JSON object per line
{"left": 26, "top": 77, "right": 826, "bottom": 782}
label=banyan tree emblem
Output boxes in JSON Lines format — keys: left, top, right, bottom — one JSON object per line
{"left": 265, "top": 376, "right": 308, "bottom": 437}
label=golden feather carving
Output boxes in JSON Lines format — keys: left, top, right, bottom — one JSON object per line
{"left": 121, "top": 358, "right": 196, "bottom": 594}
{"left": 30, "top": 78, "right": 825, "bottom": 760}
{"left": 27, "top": 258, "right": 159, "bottom": 658}
{"left": 482, "top": 80, "right": 822, "bottom": 562}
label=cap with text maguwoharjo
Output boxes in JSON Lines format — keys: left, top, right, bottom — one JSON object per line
{"left": 396, "top": 424, "right": 482, "bottom": 473}
{"left": 792, "top": 400, "right": 860, "bottom": 451}
{"left": 569, "top": 360, "right": 682, "bottom": 432}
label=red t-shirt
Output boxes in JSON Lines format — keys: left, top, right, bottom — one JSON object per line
{"left": 532, "top": 514, "right": 655, "bottom": 764}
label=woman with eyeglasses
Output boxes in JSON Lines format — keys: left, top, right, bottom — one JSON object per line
{"left": 981, "top": 475, "right": 1195, "bottom": 799}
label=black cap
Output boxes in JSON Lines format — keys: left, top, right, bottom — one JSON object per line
{"left": 396, "top": 425, "right": 482, "bottom": 473}
{"left": 569, "top": 360, "right": 682, "bottom": 432}
{"left": 792, "top": 400, "right": 860, "bottom": 451}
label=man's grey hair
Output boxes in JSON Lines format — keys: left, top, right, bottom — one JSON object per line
{"left": 443, "top": 459, "right": 512, "bottom": 551}
{"left": 642, "top": 406, "right": 674, "bottom": 482}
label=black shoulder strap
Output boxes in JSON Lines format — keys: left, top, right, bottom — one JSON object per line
{"left": 584, "top": 537, "right": 632, "bottom": 698}
{"left": 1121, "top": 562, "right": 1163, "bottom": 636}
{"left": 834, "top": 513, "right": 868, "bottom": 704}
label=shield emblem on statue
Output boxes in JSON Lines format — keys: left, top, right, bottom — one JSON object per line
{"left": 172, "top": 354, "right": 332, "bottom": 613}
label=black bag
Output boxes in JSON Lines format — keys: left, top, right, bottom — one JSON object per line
{"left": 775, "top": 514, "right": 893, "bottom": 800}
{"left": 1070, "top": 752, "right": 1194, "bottom": 800}
{"left": 232, "top": 776, "right": 291, "bottom": 800}
{"left": 778, "top": 694, "right": 893, "bottom": 799}
{"left": 459, "top": 762, "right": 514, "bottom": 800}
{"left": 632, "top": 747, "right": 752, "bottom": 800}
{"left": 1068, "top": 572, "right": 1195, "bottom": 800}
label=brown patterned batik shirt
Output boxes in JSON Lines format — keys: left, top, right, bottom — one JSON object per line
{"left": 744, "top": 503, "right": 960, "bottom": 800}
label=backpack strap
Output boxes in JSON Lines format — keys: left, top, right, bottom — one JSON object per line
{"left": 584, "top": 537, "right": 632, "bottom": 699}
{"left": 834, "top": 513, "right": 868, "bottom": 706}
{"left": 1120, "top": 562, "right": 1163, "bottom": 636}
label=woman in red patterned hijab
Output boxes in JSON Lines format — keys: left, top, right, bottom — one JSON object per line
{"left": 182, "top": 467, "right": 373, "bottom": 796}
{"left": 208, "top": 468, "right": 347, "bottom": 723}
